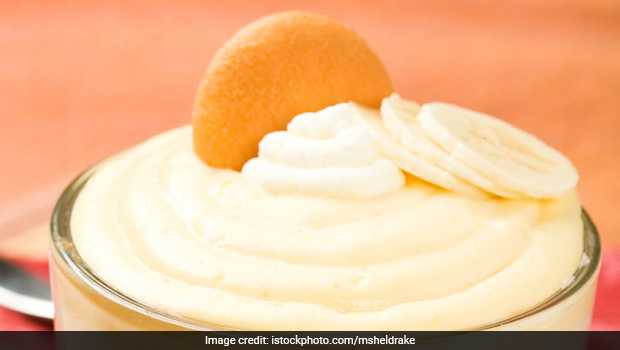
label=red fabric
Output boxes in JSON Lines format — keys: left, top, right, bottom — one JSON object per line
{"left": 592, "top": 250, "right": 620, "bottom": 331}
{"left": 0, "top": 253, "right": 618, "bottom": 331}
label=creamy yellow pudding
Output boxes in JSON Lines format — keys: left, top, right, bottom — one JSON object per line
{"left": 67, "top": 100, "right": 586, "bottom": 330}
{"left": 50, "top": 10, "right": 597, "bottom": 330}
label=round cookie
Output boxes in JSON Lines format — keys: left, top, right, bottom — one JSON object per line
{"left": 192, "top": 11, "right": 393, "bottom": 170}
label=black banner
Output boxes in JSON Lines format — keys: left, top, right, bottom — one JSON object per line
{"left": 1, "top": 332, "right": 619, "bottom": 350}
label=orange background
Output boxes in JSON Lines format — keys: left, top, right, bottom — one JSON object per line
{"left": 1, "top": 1, "right": 619, "bottom": 251}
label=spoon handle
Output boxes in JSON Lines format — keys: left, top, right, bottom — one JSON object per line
{"left": 0, "top": 259, "right": 53, "bottom": 320}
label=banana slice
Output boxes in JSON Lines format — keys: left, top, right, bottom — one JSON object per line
{"left": 418, "top": 102, "right": 578, "bottom": 198}
{"left": 353, "top": 104, "right": 484, "bottom": 196}
{"left": 381, "top": 94, "right": 521, "bottom": 198}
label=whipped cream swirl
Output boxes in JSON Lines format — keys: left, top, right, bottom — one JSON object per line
{"left": 242, "top": 103, "right": 405, "bottom": 198}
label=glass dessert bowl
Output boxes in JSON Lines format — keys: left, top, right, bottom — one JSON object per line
{"left": 51, "top": 173, "right": 600, "bottom": 330}
{"left": 49, "top": 130, "right": 601, "bottom": 331}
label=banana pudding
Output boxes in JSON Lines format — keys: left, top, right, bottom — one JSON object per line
{"left": 50, "top": 11, "right": 599, "bottom": 330}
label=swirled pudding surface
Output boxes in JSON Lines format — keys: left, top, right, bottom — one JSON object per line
{"left": 71, "top": 126, "right": 583, "bottom": 330}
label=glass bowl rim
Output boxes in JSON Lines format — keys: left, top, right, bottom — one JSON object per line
{"left": 51, "top": 162, "right": 602, "bottom": 331}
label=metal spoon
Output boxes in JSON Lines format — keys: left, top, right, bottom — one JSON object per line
{"left": 0, "top": 185, "right": 62, "bottom": 322}
{"left": 0, "top": 259, "right": 53, "bottom": 320}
